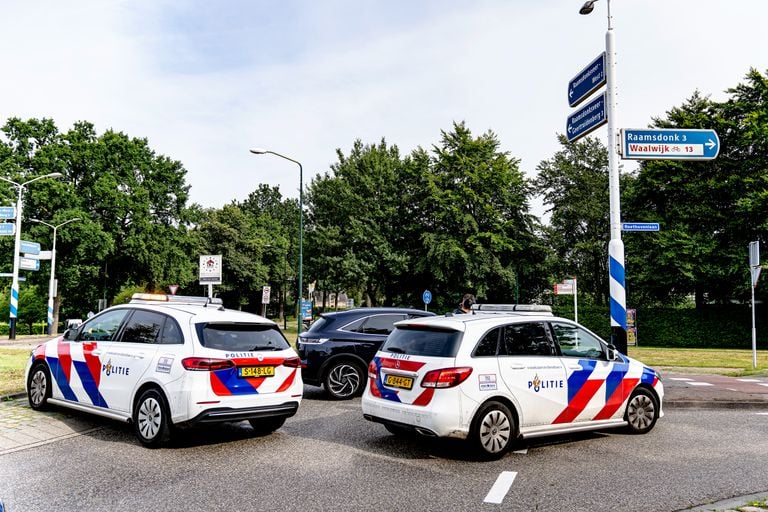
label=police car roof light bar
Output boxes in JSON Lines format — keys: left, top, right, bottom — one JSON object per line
{"left": 130, "top": 293, "right": 224, "bottom": 306}
{"left": 471, "top": 303, "right": 553, "bottom": 315}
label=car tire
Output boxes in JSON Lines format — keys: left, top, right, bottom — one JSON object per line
{"left": 470, "top": 401, "right": 516, "bottom": 460}
{"left": 324, "top": 360, "right": 365, "bottom": 400}
{"left": 27, "top": 363, "right": 52, "bottom": 411}
{"left": 624, "top": 387, "right": 659, "bottom": 434}
{"left": 133, "top": 388, "right": 172, "bottom": 448}
{"left": 249, "top": 417, "right": 286, "bottom": 436}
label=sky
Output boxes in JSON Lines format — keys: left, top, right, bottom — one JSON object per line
{"left": 1, "top": 0, "right": 766, "bottom": 220}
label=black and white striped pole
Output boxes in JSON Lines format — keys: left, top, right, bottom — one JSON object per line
{"left": 750, "top": 241, "right": 761, "bottom": 369}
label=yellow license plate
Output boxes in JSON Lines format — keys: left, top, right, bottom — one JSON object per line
{"left": 385, "top": 374, "right": 414, "bottom": 390}
{"left": 238, "top": 366, "right": 275, "bottom": 378}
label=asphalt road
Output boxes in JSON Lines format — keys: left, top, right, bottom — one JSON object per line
{"left": 1, "top": 386, "right": 767, "bottom": 512}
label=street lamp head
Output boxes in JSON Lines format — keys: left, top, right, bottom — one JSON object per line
{"left": 579, "top": 0, "right": 597, "bottom": 14}
{"left": 249, "top": 148, "right": 269, "bottom": 155}
{"left": 47, "top": 172, "right": 64, "bottom": 179}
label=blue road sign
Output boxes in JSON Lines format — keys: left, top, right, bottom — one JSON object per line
{"left": 621, "top": 128, "right": 720, "bottom": 160}
{"left": 0, "top": 207, "right": 16, "bottom": 219}
{"left": 567, "top": 92, "right": 607, "bottom": 143}
{"left": 301, "top": 299, "right": 312, "bottom": 321}
{"left": 622, "top": 222, "right": 660, "bottom": 232}
{"left": 0, "top": 223, "right": 15, "bottom": 236}
{"left": 568, "top": 53, "right": 606, "bottom": 107}
{"left": 21, "top": 240, "right": 41, "bottom": 255}
{"left": 422, "top": 290, "right": 432, "bottom": 305}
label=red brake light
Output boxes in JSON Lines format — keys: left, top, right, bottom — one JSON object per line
{"left": 181, "top": 357, "right": 235, "bottom": 371}
{"left": 282, "top": 357, "right": 301, "bottom": 368}
{"left": 421, "top": 367, "right": 473, "bottom": 389}
{"left": 368, "top": 361, "right": 377, "bottom": 379}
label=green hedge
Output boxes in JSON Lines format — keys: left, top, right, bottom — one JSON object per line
{"left": 552, "top": 303, "right": 766, "bottom": 349}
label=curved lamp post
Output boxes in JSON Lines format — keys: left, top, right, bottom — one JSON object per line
{"left": 30, "top": 217, "right": 81, "bottom": 335}
{"left": 249, "top": 148, "right": 304, "bottom": 334}
{"left": 579, "top": 0, "right": 627, "bottom": 353}
{"left": 0, "top": 172, "right": 63, "bottom": 339}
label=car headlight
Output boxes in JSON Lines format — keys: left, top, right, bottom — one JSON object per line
{"left": 298, "top": 337, "right": 329, "bottom": 345}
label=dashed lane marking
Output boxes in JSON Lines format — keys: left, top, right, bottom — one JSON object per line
{"left": 738, "top": 379, "right": 762, "bottom": 383}
{"left": 669, "top": 378, "right": 693, "bottom": 381}
{"left": 484, "top": 471, "right": 517, "bottom": 504}
{"left": 512, "top": 448, "right": 528, "bottom": 454}
{"left": 688, "top": 382, "right": 714, "bottom": 386}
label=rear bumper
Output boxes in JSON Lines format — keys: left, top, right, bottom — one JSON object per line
{"left": 185, "top": 401, "right": 300, "bottom": 425}
{"left": 363, "top": 414, "right": 438, "bottom": 437}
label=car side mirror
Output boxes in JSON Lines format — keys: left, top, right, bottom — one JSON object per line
{"left": 607, "top": 344, "right": 618, "bottom": 361}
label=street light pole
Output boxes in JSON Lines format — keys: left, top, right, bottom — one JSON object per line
{"left": 580, "top": 0, "right": 627, "bottom": 354}
{"left": 0, "top": 172, "right": 63, "bottom": 339}
{"left": 250, "top": 148, "right": 304, "bottom": 334}
{"left": 30, "top": 217, "right": 81, "bottom": 335}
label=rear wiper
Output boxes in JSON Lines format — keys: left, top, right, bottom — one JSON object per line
{"left": 386, "top": 347, "right": 406, "bottom": 354}
{"left": 249, "top": 346, "right": 280, "bottom": 351}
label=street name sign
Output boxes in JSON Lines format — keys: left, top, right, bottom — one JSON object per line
{"left": 567, "top": 93, "right": 607, "bottom": 142}
{"left": 0, "top": 206, "right": 16, "bottom": 219}
{"left": 20, "top": 257, "right": 40, "bottom": 271}
{"left": 568, "top": 53, "right": 606, "bottom": 107}
{"left": 622, "top": 222, "right": 660, "bottom": 232}
{"left": 0, "top": 223, "right": 15, "bottom": 236}
{"left": 621, "top": 129, "right": 720, "bottom": 160}
{"left": 21, "top": 240, "right": 41, "bottom": 255}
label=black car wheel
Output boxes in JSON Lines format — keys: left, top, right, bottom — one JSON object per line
{"left": 133, "top": 388, "right": 171, "bottom": 448}
{"left": 27, "top": 363, "right": 52, "bottom": 411}
{"left": 324, "top": 360, "right": 364, "bottom": 400}
{"left": 470, "top": 401, "right": 516, "bottom": 460}
{"left": 624, "top": 388, "right": 659, "bottom": 434}
{"left": 249, "top": 417, "right": 286, "bottom": 435}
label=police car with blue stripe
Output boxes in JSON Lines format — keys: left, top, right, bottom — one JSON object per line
{"left": 361, "top": 304, "right": 663, "bottom": 459}
{"left": 25, "top": 294, "right": 303, "bottom": 447}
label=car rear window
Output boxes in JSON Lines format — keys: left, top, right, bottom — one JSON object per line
{"left": 195, "top": 323, "right": 290, "bottom": 351}
{"left": 306, "top": 316, "right": 332, "bottom": 333}
{"left": 381, "top": 326, "right": 462, "bottom": 358}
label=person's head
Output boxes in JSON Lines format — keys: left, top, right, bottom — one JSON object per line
{"left": 460, "top": 293, "right": 476, "bottom": 311}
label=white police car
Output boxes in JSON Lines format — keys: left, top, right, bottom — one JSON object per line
{"left": 361, "top": 305, "right": 663, "bottom": 459}
{"left": 25, "top": 294, "right": 303, "bottom": 447}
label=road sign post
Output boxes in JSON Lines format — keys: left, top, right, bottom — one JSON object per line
{"left": 621, "top": 129, "right": 720, "bottom": 160}
{"left": 750, "top": 241, "right": 761, "bottom": 369}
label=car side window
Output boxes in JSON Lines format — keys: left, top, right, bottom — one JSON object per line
{"left": 160, "top": 317, "right": 184, "bottom": 344}
{"left": 120, "top": 310, "right": 166, "bottom": 344}
{"left": 551, "top": 322, "right": 605, "bottom": 359}
{"left": 501, "top": 322, "right": 554, "bottom": 356}
{"left": 77, "top": 309, "right": 130, "bottom": 342}
{"left": 473, "top": 327, "right": 500, "bottom": 357}
{"left": 358, "top": 314, "right": 406, "bottom": 335}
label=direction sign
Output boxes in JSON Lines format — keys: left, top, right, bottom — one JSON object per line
{"left": 568, "top": 52, "right": 606, "bottom": 107}
{"left": 21, "top": 240, "right": 41, "bottom": 255}
{"left": 621, "top": 129, "right": 720, "bottom": 160}
{"left": 622, "top": 222, "right": 660, "bottom": 232}
{"left": 0, "top": 206, "right": 16, "bottom": 219}
{"left": 0, "top": 223, "right": 15, "bottom": 236}
{"left": 20, "top": 257, "right": 40, "bottom": 271}
{"left": 566, "top": 92, "right": 607, "bottom": 142}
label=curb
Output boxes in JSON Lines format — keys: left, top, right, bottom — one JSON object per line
{"left": 665, "top": 400, "right": 768, "bottom": 410}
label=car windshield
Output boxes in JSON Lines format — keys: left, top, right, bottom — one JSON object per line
{"left": 196, "top": 323, "right": 290, "bottom": 351}
{"left": 382, "top": 326, "right": 462, "bottom": 358}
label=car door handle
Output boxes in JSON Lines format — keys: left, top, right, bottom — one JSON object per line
{"left": 133, "top": 353, "right": 147, "bottom": 359}
{"left": 508, "top": 364, "right": 525, "bottom": 370}
{"left": 567, "top": 364, "right": 582, "bottom": 370}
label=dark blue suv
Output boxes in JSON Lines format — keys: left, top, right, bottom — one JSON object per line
{"left": 297, "top": 308, "right": 435, "bottom": 399}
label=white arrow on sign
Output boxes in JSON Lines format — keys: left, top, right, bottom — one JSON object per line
{"left": 706, "top": 139, "right": 716, "bottom": 150}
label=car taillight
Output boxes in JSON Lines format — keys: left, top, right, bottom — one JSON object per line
{"left": 282, "top": 357, "right": 301, "bottom": 368}
{"left": 181, "top": 358, "right": 235, "bottom": 371}
{"left": 298, "top": 337, "right": 328, "bottom": 345}
{"left": 421, "top": 367, "right": 473, "bottom": 389}
{"left": 368, "top": 361, "right": 378, "bottom": 379}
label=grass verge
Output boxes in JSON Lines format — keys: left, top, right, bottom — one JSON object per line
{"left": 627, "top": 346, "right": 768, "bottom": 376}
{"left": 0, "top": 348, "right": 30, "bottom": 397}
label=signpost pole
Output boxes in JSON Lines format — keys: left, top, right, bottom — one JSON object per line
{"left": 750, "top": 241, "right": 760, "bottom": 369}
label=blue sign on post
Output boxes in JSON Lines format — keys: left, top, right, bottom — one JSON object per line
{"left": 621, "top": 129, "right": 720, "bottom": 160}
{"left": 301, "top": 299, "right": 312, "bottom": 322}
{"left": 0, "top": 223, "right": 15, "bottom": 236}
{"left": 622, "top": 222, "right": 660, "bottom": 232}
{"left": 422, "top": 290, "right": 432, "bottom": 305}
{"left": 566, "top": 92, "right": 607, "bottom": 143}
{"left": 0, "top": 207, "right": 16, "bottom": 219}
{"left": 21, "top": 240, "right": 41, "bottom": 255}
{"left": 568, "top": 52, "right": 606, "bottom": 107}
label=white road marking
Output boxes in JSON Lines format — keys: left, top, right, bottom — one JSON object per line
{"left": 688, "top": 382, "right": 714, "bottom": 386}
{"left": 512, "top": 448, "right": 528, "bottom": 454}
{"left": 759, "top": 383, "right": 768, "bottom": 388}
{"left": 484, "top": 471, "right": 518, "bottom": 504}
{"left": 756, "top": 413, "right": 768, "bottom": 416}
{"left": 669, "top": 378, "right": 693, "bottom": 381}
{"left": 726, "top": 388, "right": 738, "bottom": 391}
{"left": 738, "top": 379, "right": 761, "bottom": 382}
